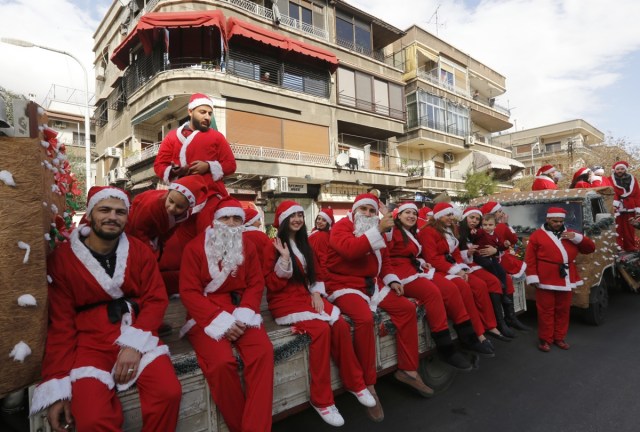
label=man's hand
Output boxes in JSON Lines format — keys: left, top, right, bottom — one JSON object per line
{"left": 456, "top": 270, "right": 469, "bottom": 281}
{"left": 188, "top": 160, "right": 210, "bottom": 175}
{"left": 47, "top": 400, "right": 73, "bottom": 432}
{"left": 477, "top": 246, "right": 497, "bottom": 257}
{"left": 225, "top": 322, "right": 246, "bottom": 342}
{"left": 311, "top": 292, "right": 324, "bottom": 313}
{"left": 560, "top": 232, "right": 576, "bottom": 240}
{"left": 504, "top": 240, "right": 512, "bottom": 248}
{"left": 170, "top": 163, "right": 190, "bottom": 178}
{"left": 390, "top": 282, "right": 404, "bottom": 296}
{"left": 378, "top": 212, "right": 394, "bottom": 233}
{"left": 114, "top": 347, "right": 142, "bottom": 385}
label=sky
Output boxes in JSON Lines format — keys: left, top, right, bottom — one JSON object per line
{"left": 1, "top": 0, "right": 639, "bottom": 147}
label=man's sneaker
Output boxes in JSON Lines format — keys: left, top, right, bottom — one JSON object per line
{"left": 554, "top": 340, "right": 570, "bottom": 350}
{"left": 312, "top": 404, "right": 344, "bottom": 427}
{"left": 349, "top": 388, "right": 376, "bottom": 407}
{"left": 538, "top": 340, "right": 551, "bottom": 352}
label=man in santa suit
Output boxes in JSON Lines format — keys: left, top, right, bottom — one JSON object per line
{"left": 532, "top": 164, "right": 562, "bottom": 191}
{"left": 153, "top": 93, "right": 237, "bottom": 232}
{"left": 590, "top": 166, "right": 614, "bottom": 188}
{"left": 479, "top": 201, "right": 529, "bottom": 331}
{"left": 324, "top": 193, "right": 433, "bottom": 422}
{"left": 610, "top": 161, "right": 640, "bottom": 252}
{"left": 179, "top": 198, "right": 273, "bottom": 432}
{"left": 31, "top": 186, "right": 181, "bottom": 431}
{"left": 309, "top": 207, "right": 334, "bottom": 281}
{"left": 126, "top": 175, "right": 208, "bottom": 295}
{"left": 525, "top": 207, "right": 595, "bottom": 351}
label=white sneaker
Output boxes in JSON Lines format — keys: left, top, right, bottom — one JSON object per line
{"left": 312, "top": 404, "right": 345, "bottom": 427}
{"left": 349, "top": 388, "right": 376, "bottom": 407}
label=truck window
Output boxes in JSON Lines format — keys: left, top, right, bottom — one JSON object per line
{"left": 503, "top": 202, "right": 583, "bottom": 234}
{"left": 590, "top": 197, "right": 605, "bottom": 222}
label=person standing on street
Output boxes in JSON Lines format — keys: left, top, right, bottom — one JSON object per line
{"left": 525, "top": 207, "right": 595, "bottom": 352}
{"left": 610, "top": 161, "right": 640, "bottom": 252}
{"left": 31, "top": 186, "right": 181, "bottom": 431}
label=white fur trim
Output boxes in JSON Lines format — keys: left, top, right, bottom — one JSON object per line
{"left": 328, "top": 288, "right": 371, "bottom": 308}
{"left": 318, "top": 211, "right": 332, "bottom": 226}
{"left": 209, "top": 160, "right": 224, "bottom": 181}
{"left": 168, "top": 182, "right": 196, "bottom": 207}
{"left": 233, "top": 307, "right": 262, "bottom": 327}
{"left": 309, "top": 281, "right": 327, "bottom": 296}
{"left": 364, "top": 226, "right": 386, "bottom": 251}
{"left": 526, "top": 275, "right": 540, "bottom": 285}
{"left": 370, "top": 286, "right": 391, "bottom": 312}
{"left": 434, "top": 207, "right": 454, "bottom": 220}
{"left": 546, "top": 212, "right": 566, "bottom": 218}
{"left": 447, "top": 263, "right": 468, "bottom": 275}
{"left": 245, "top": 212, "right": 261, "bottom": 226}
{"left": 613, "top": 162, "right": 628, "bottom": 171}
{"left": 177, "top": 123, "right": 199, "bottom": 166}
{"left": 541, "top": 166, "right": 556, "bottom": 175}
{"left": 537, "top": 283, "right": 573, "bottom": 292}
{"left": 214, "top": 206, "right": 245, "bottom": 222}
{"left": 188, "top": 97, "right": 214, "bottom": 110}
{"left": 570, "top": 233, "right": 584, "bottom": 244}
{"left": 179, "top": 318, "right": 196, "bottom": 338}
{"left": 115, "top": 326, "right": 159, "bottom": 354}
{"left": 463, "top": 208, "right": 482, "bottom": 219}
{"left": 69, "top": 230, "right": 128, "bottom": 299}
{"left": 613, "top": 200, "right": 621, "bottom": 208}
{"left": 30, "top": 377, "right": 71, "bottom": 414}
{"left": 276, "top": 306, "right": 340, "bottom": 325}
{"left": 86, "top": 188, "right": 130, "bottom": 215}
{"left": 278, "top": 205, "right": 304, "bottom": 226}
{"left": 204, "top": 311, "right": 236, "bottom": 341}
{"left": 275, "top": 256, "right": 293, "bottom": 278}
{"left": 163, "top": 165, "right": 173, "bottom": 183}
{"left": 352, "top": 198, "right": 378, "bottom": 213}
{"left": 486, "top": 203, "right": 502, "bottom": 214}
{"left": 510, "top": 262, "right": 527, "bottom": 278}
{"left": 70, "top": 366, "right": 114, "bottom": 389}
{"left": 383, "top": 274, "right": 400, "bottom": 286}
{"left": 397, "top": 203, "right": 418, "bottom": 214}
{"left": 116, "top": 344, "right": 170, "bottom": 391}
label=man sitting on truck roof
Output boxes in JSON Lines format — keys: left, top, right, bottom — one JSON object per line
{"left": 31, "top": 186, "right": 182, "bottom": 431}
{"left": 532, "top": 164, "right": 562, "bottom": 191}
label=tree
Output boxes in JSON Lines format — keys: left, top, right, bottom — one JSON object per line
{"left": 461, "top": 170, "right": 498, "bottom": 201}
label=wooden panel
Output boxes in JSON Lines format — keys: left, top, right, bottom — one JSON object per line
{"left": 369, "top": 152, "right": 383, "bottom": 170}
{"left": 226, "top": 110, "right": 282, "bottom": 149}
{"left": 282, "top": 120, "right": 329, "bottom": 154}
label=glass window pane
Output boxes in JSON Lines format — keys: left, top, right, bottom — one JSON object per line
{"left": 354, "top": 26, "right": 371, "bottom": 54}
{"left": 336, "top": 17, "right": 353, "bottom": 45}
{"left": 289, "top": 4, "right": 300, "bottom": 20}
{"left": 355, "top": 71, "right": 372, "bottom": 111}
{"left": 374, "top": 79, "right": 389, "bottom": 115}
{"left": 337, "top": 68, "right": 355, "bottom": 106}
{"left": 389, "top": 83, "right": 403, "bottom": 119}
{"left": 301, "top": 6, "right": 312, "bottom": 25}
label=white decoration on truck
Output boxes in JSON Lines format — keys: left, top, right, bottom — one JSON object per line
{"left": 10, "top": 341, "right": 32, "bottom": 362}
{"left": 18, "top": 294, "right": 37, "bottom": 307}
{"left": 0, "top": 170, "right": 16, "bottom": 187}
{"left": 17, "top": 241, "right": 31, "bottom": 264}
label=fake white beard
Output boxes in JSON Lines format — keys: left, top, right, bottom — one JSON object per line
{"left": 353, "top": 213, "right": 379, "bottom": 237}
{"left": 207, "top": 220, "right": 244, "bottom": 272}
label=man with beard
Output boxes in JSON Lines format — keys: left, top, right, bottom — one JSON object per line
{"left": 154, "top": 93, "right": 236, "bottom": 232}
{"left": 31, "top": 186, "right": 181, "bottom": 431}
{"left": 324, "top": 193, "right": 432, "bottom": 423}
{"left": 532, "top": 164, "right": 562, "bottom": 190}
{"left": 179, "top": 197, "right": 273, "bottom": 432}
{"left": 610, "top": 160, "right": 640, "bottom": 252}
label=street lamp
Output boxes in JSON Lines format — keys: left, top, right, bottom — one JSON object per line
{"left": 1, "top": 37, "right": 93, "bottom": 194}
{"left": 530, "top": 141, "right": 541, "bottom": 176}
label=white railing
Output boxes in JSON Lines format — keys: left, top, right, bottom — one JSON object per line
{"left": 417, "top": 66, "right": 470, "bottom": 98}
{"left": 126, "top": 0, "right": 161, "bottom": 33}
{"left": 230, "top": 143, "right": 333, "bottom": 166}
{"left": 124, "top": 142, "right": 161, "bottom": 167}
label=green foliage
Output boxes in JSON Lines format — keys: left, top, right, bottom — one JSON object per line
{"left": 461, "top": 170, "right": 498, "bottom": 202}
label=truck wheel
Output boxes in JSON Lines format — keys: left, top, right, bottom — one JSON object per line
{"left": 583, "top": 282, "right": 608, "bottom": 326}
{"left": 418, "top": 354, "right": 457, "bottom": 394}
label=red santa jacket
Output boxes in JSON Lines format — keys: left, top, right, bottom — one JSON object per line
{"left": 309, "top": 229, "right": 331, "bottom": 282}
{"left": 532, "top": 176, "right": 558, "bottom": 191}
{"left": 243, "top": 226, "right": 273, "bottom": 277}
{"left": 611, "top": 174, "right": 640, "bottom": 213}
{"left": 591, "top": 175, "right": 614, "bottom": 188}
{"left": 417, "top": 225, "right": 471, "bottom": 279}
{"left": 495, "top": 222, "right": 527, "bottom": 277}
{"left": 154, "top": 123, "right": 236, "bottom": 197}
{"left": 323, "top": 213, "right": 400, "bottom": 311}
{"left": 179, "top": 230, "right": 264, "bottom": 340}
{"left": 525, "top": 226, "right": 595, "bottom": 291}
{"left": 385, "top": 227, "right": 435, "bottom": 285}
{"left": 31, "top": 231, "right": 169, "bottom": 414}
{"left": 126, "top": 190, "right": 180, "bottom": 253}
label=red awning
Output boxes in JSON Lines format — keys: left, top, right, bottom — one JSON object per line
{"left": 111, "top": 10, "right": 226, "bottom": 70}
{"left": 226, "top": 17, "right": 338, "bottom": 69}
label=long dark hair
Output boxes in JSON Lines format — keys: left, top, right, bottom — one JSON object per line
{"left": 277, "top": 215, "right": 316, "bottom": 286}
{"left": 458, "top": 217, "right": 475, "bottom": 244}
{"left": 394, "top": 215, "right": 418, "bottom": 245}
{"left": 570, "top": 173, "right": 590, "bottom": 189}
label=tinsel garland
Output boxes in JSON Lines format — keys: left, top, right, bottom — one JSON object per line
{"left": 619, "top": 252, "right": 640, "bottom": 280}
{"left": 584, "top": 217, "right": 615, "bottom": 237}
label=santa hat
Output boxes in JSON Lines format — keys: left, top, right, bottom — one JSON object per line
{"left": 273, "top": 200, "right": 304, "bottom": 228}
{"left": 613, "top": 161, "right": 629, "bottom": 171}
{"left": 592, "top": 166, "right": 605, "bottom": 176}
{"left": 546, "top": 207, "right": 567, "bottom": 218}
{"left": 433, "top": 202, "right": 455, "bottom": 219}
{"left": 396, "top": 202, "right": 418, "bottom": 217}
{"left": 244, "top": 205, "right": 261, "bottom": 226}
{"left": 188, "top": 93, "right": 214, "bottom": 110}
{"left": 86, "top": 186, "right": 130, "bottom": 216}
{"left": 418, "top": 206, "right": 432, "bottom": 220}
{"left": 318, "top": 207, "right": 334, "bottom": 226}
{"left": 351, "top": 193, "right": 379, "bottom": 213}
{"left": 572, "top": 167, "right": 591, "bottom": 182}
{"left": 536, "top": 165, "right": 556, "bottom": 176}
{"left": 213, "top": 197, "right": 245, "bottom": 223}
{"left": 480, "top": 201, "right": 502, "bottom": 215}
{"left": 168, "top": 175, "right": 208, "bottom": 211}
{"left": 462, "top": 206, "right": 483, "bottom": 220}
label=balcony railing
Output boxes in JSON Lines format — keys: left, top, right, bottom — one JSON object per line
{"left": 335, "top": 37, "right": 385, "bottom": 62}
{"left": 338, "top": 94, "right": 405, "bottom": 121}
{"left": 124, "top": 142, "right": 161, "bottom": 167}
{"left": 417, "top": 66, "right": 469, "bottom": 98}
{"left": 406, "top": 115, "right": 468, "bottom": 138}
{"left": 231, "top": 143, "right": 333, "bottom": 166}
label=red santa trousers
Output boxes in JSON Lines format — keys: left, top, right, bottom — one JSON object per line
{"left": 536, "top": 288, "right": 573, "bottom": 343}
{"left": 402, "top": 278, "right": 449, "bottom": 333}
{"left": 70, "top": 355, "right": 181, "bottom": 431}
{"left": 333, "top": 293, "right": 418, "bottom": 385}
{"left": 448, "top": 275, "right": 494, "bottom": 336}
{"left": 431, "top": 273, "right": 471, "bottom": 325}
{"left": 616, "top": 213, "right": 639, "bottom": 252}
{"left": 467, "top": 272, "right": 498, "bottom": 330}
{"left": 189, "top": 326, "right": 274, "bottom": 432}
{"left": 293, "top": 317, "right": 367, "bottom": 408}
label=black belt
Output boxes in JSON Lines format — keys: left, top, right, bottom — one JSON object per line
{"left": 364, "top": 277, "right": 376, "bottom": 296}
{"left": 76, "top": 297, "right": 140, "bottom": 324}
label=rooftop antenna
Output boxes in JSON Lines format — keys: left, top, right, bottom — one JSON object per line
{"left": 425, "top": 4, "right": 446, "bottom": 36}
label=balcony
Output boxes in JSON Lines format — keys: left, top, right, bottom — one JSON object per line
{"left": 406, "top": 116, "right": 468, "bottom": 138}
{"left": 124, "top": 142, "right": 161, "bottom": 168}
{"left": 338, "top": 94, "right": 405, "bottom": 121}
{"left": 230, "top": 143, "right": 333, "bottom": 166}
{"left": 335, "top": 37, "right": 385, "bottom": 62}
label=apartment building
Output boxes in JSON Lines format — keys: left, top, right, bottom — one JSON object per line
{"left": 387, "top": 25, "right": 522, "bottom": 199}
{"left": 493, "top": 119, "right": 604, "bottom": 176}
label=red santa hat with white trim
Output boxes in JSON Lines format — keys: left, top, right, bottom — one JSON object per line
{"left": 188, "top": 93, "right": 214, "bottom": 110}
{"left": 546, "top": 207, "right": 567, "bottom": 218}
{"left": 572, "top": 167, "right": 591, "bottom": 182}
{"left": 536, "top": 164, "right": 556, "bottom": 176}
{"left": 80, "top": 186, "right": 131, "bottom": 236}
{"left": 243, "top": 205, "right": 261, "bottom": 226}
{"left": 213, "top": 197, "right": 245, "bottom": 223}
{"left": 351, "top": 193, "right": 379, "bottom": 213}
{"left": 462, "top": 206, "right": 483, "bottom": 220}
{"left": 395, "top": 201, "right": 418, "bottom": 217}
{"left": 418, "top": 206, "right": 433, "bottom": 220}
{"left": 432, "top": 202, "right": 455, "bottom": 219}
{"left": 480, "top": 201, "right": 502, "bottom": 215}
{"left": 273, "top": 200, "right": 304, "bottom": 228}
{"left": 318, "top": 207, "right": 335, "bottom": 226}
{"left": 612, "top": 161, "right": 629, "bottom": 171}
{"left": 168, "top": 175, "right": 208, "bottom": 213}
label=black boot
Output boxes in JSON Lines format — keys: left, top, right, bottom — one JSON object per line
{"left": 489, "top": 292, "right": 516, "bottom": 339}
{"left": 432, "top": 330, "right": 472, "bottom": 372}
{"left": 503, "top": 294, "right": 531, "bottom": 331}
{"left": 454, "top": 320, "right": 494, "bottom": 358}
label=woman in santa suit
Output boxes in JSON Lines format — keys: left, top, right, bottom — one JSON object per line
{"left": 418, "top": 203, "right": 506, "bottom": 355}
{"left": 570, "top": 167, "right": 593, "bottom": 189}
{"left": 386, "top": 202, "right": 478, "bottom": 370}
{"left": 309, "top": 207, "right": 334, "bottom": 282}
{"left": 265, "top": 201, "right": 375, "bottom": 427}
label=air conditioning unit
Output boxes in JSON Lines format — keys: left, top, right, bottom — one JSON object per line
{"left": 105, "top": 147, "right": 122, "bottom": 158}
{"left": 279, "top": 177, "right": 289, "bottom": 193}
{"left": 114, "top": 166, "right": 128, "bottom": 181}
{"left": 261, "top": 178, "right": 278, "bottom": 192}
{"left": 465, "top": 135, "right": 476, "bottom": 147}
{"left": 443, "top": 152, "right": 455, "bottom": 163}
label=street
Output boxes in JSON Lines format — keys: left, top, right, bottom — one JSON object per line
{"left": 274, "top": 288, "right": 640, "bottom": 432}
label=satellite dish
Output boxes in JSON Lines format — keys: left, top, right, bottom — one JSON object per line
{"left": 336, "top": 153, "right": 349, "bottom": 167}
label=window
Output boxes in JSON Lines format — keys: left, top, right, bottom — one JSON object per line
{"left": 545, "top": 141, "right": 562, "bottom": 152}
{"left": 434, "top": 161, "right": 445, "bottom": 177}
{"left": 337, "top": 67, "right": 404, "bottom": 119}
{"left": 335, "top": 12, "right": 371, "bottom": 55}
{"left": 406, "top": 90, "right": 469, "bottom": 137}
{"left": 289, "top": 2, "right": 312, "bottom": 25}
{"left": 516, "top": 144, "right": 532, "bottom": 154}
